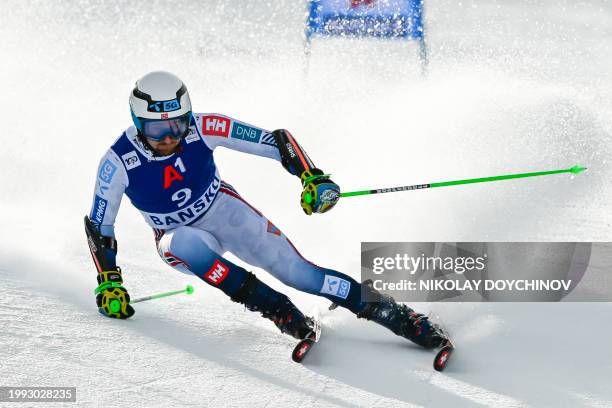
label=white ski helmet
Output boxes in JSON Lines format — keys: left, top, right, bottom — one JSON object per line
{"left": 129, "top": 71, "right": 192, "bottom": 141}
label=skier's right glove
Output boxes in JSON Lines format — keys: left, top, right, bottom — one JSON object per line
{"left": 95, "top": 268, "right": 135, "bottom": 319}
{"left": 300, "top": 168, "right": 340, "bottom": 215}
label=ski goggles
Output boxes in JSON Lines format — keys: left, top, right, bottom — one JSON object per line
{"left": 138, "top": 113, "right": 192, "bottom": 142}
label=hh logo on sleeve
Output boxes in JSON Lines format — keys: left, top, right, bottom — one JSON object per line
{"left": 320, "top": 275, "right": 350, "bottom": 299}
{"left": 204, "top": 260, "right": 229, "bottom": 285}
{"left": 202, "top": 115, "right": 231, "bottom": 137}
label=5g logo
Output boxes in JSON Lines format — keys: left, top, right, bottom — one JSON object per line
{"left": 149, "top": 99, "right": 180, "bottom": 112}
{"left": 163, "top": 100, "right": 180, "bottom": 111}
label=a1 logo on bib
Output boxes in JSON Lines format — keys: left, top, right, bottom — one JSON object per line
{"left": 163, "top": 157, "right": 187, "bottom": 189}
{"left": 163, "top": 165, "right": 184, "bottom": 189}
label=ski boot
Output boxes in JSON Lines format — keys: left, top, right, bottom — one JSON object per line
{"left": 271, "top": 305, "right": 315, "bottom": 340}
{"left": 357, "top": 280, "right": 446, "bottom": 349}
{"left": 231, "top": 271, "right": 314, "bottom": 340}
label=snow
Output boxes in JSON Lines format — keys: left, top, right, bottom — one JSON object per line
{"left": 1, "top": 0, "right": 611, "bottom": 406}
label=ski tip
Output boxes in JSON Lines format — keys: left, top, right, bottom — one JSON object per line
{"left": 292, "top": 338, "right": 314, "bottom": 363}
{"left": 433, "top": 345, "right": 454, "bottom": 372}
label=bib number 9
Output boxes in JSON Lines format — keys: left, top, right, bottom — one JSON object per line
{"left": 172, "top": 188, "right": 192, "bottom": 207}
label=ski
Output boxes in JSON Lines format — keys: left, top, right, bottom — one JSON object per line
{"left": 291, "top": 311, "right": 322, "bottom": 363}
{"left": 433, "top": 332, "right": 455, "bottom": 372}
{"left": 329, "top": 297, "right": 456, "bottom": 370}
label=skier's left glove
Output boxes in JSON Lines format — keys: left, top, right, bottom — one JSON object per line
{"left": 300, "top": 168, "right": 340, "bottom": 215}
{"left": 95, "top": 268, "right": 135, "bottom": 319}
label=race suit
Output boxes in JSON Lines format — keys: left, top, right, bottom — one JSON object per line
{"left": 87, "top": 113, "right": 366, "bottom": 313}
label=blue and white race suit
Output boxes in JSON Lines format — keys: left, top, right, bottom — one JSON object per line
{"left": 88, "top": 113, "right": 365, "bottom": 312}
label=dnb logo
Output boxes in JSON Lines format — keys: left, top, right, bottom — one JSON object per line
{"left": 320, "top": 275, "right": 350, "bottom": 299}
{"left": 204, "top": 260, "right": 229, "bottom": 285}
{"left": 202, "top": 115, "right": 231, "bottom": 137}
{"left": 231, "top": 123, "right": 262, "bottom": 143}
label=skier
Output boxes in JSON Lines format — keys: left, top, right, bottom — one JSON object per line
{"left": 85, "top": 70, "right": 445, "bottom": 349}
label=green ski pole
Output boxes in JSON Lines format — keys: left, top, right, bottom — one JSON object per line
{"left": 340, "top": 165, "right": 586, "bottom": 198}
{"left": 130, "top": 284, "right": 194, "bottom": 304}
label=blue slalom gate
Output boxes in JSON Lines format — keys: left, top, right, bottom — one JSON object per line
{"left": 305, "top": 0, "right": 428, "bottom": 73}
